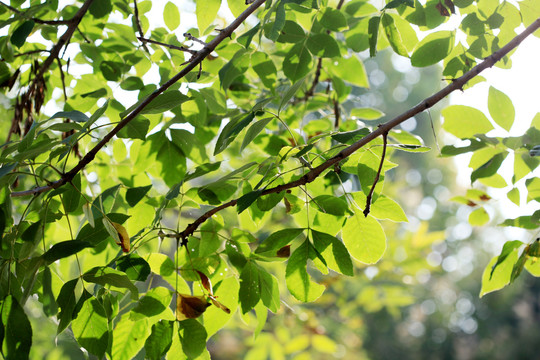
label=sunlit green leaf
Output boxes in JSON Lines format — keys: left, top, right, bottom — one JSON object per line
{"left": 342, "top": 212, "right": 386, "bottom": 264}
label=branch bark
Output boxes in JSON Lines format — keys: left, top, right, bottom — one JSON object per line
{"left": 11, "top": 0, "right": 269, "bottom": 197}
{"left": 173, "top": 16, "right": 540, "bottom": 242}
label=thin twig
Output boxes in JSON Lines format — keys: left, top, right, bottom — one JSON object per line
{"left": 333, "top": 97, "right": 340, "bottom": 129}
{"left": 133, "top": 0, "right": 150, "bottom": 53}
{"left": 184, "top": 33, "right": 207, "bottom": 46}
{"left": 137, "top": 36, "right": 197, "bottom": 55}
{"left": 56, "top": 57, "right": 67, "bottom": 101}
{"left": 363, "top": 131, "right": 387, "bottom": 217}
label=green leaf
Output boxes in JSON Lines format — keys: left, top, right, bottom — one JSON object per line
{"left": 0, "top": 295, "right": 32, "bottom": 360}
{"left": 111, "top": 317, "right": 151, "bottom": 360}
{"left": 21, "top": 221, "right": 42, "bottom": 243}
{"left": 286, "top": 239, "right": 325, "bottom": 302}
{"left": 241, "top": 117, "right": 273, "bottom": 151}
{"left": 283, "top": 43, "right": 312, "bottom": 81}
{"left": 56, "top": 279, "right": 78, "bottom": 334}
{"left": 499, "top": 216, "right": 538, "bottom": 229}
{"left": 83, "top": 267, "right": 139, "bottom": 300}
{"left": 342, "top": 212, "right": 386, "bottom": 264}
{"left": 156, "top": 141, "right": 186, "bottom": 187}
{"left": 312, "top": 230, "right": 353, "bottom": 276}
{"left": 411, "top": 31, "right": 455, "bottom": 67}
{"left": 89, "top": 0, "right": 112, "bottom": 18}
{"left": 279, "top": 77, "right": 306, "bottom": 112}
{"left": 259, "top": 270, "right": 280, "bottom": 313}
{"left": 164, "top": 1, "right": 180, "bottom": 31}
{"left": 62, "top": 173, "right": 81, "bottom": 213}
{"left": 196, "top": 0, "right": 220, "bottom": 33}
{"left": 255, "top": 228, "right": 304, "bottom": 255}
{"left": 488, "top": 86, "right": 515, "bottom": 131}
{"left": 319, "top": 8, "right": 348, "bottom": 31}
{"left": 330, "top": 56, "right": 369, "bottom": 88}
{"left": 116, "top": 254, "right": 151, "bottom": 282}
{"left": 43, "top": 240, "right": 92, "bottom": 264}
{"left": 370, "top": 195, "right": 408, "bottom": 222}
{"left": 368, "top": 16, "right": 380, "bottom": 57}
{"left": 145, "top": 321, "right": 173, "bottom": 360}
{"left": 442, "top": 105, "right": 494, "bottom": 138}
{"left": 310, "top": 195, "right": 349, "bottom": 216}
{"left": 125, "top": 185, "right": 152, "bottom": 207}
{"left": 47, "top": 110, "right": 90, "bottom": 123}
{"left": 177, "top": 319, "right": 207, "bottom": 359}
{"left": 120, "top": 76, "right": 144, "bottom": 91}
{"left": 203, "top": 276, "right": 239, "bottom": 337}
{"left": 218, "top": 49, "right": 249, "bottom": 91}
{"left": 469, "top": 207, "right": 490, "bottom": 226}
{"left": 41, "top": 267, "right": 58, "bottom": 316}
{"left": 471, "top": 152, "right": 507, "bottom": 183}
{"left": 381, "top": 13, "right": 409, "bottom": 57}
{"left": 214, "top": 112, "right": 255, "bottom": 155}
{"left": 274, "top": 20, "right": 305, "bottom": 43}
{"left": 11, "top": 20, "right": 34, "bottom": 48}
{"left": 72, "top": 298, "right": 109, "bottom": 358}
{"left": 142, "top": 91, "right": 190, "bottom": 114}
{"left": 237, "top": 190, "right": 263, "bottom": 214}
{"left": 481, "top": 245, "right": 520, "bottom": 297}
{"left": 306, "top": 34, "right": 341, "bottom": 58}
{"left": 239, "top": 261, "right": 261, "bottom": 313}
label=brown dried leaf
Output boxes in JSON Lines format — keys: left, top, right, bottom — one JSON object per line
{"left": 196, "top": 270, "right": 213, "bottom": 294}
{"left": 111, "top": 222, "right": 130, "bottom": 252}
{"left": 276, "top": 245, "right": 291, "bottom": 258}
{"left": 209, "top": 295, "right": 231, "bottom": 314}
{"left": 176, "top": 293, "right": 211, "bottom": 321}
{"left": 436, "top": 1, "right": 450, "bottom": 16}
{"left": 444, "top": 0, "right": 455, "bottom": 14}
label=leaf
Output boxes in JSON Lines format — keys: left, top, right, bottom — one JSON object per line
{"left": 89, "top": 0, "right": 112, "bottom": 18}
{"left": 469, "top": 207, "right": 490, "bottom": 226}
{"left": 203, "top": 276, "right": 239, "bottom": 337}
{"left": 56, "top": 279, "right": 78, "bottom": 334}
{"left": 41, "top": 267, "right": 58, "bottom": 316}
{"left": 279, "top": 77, "right": 306, "bottom": 112}
{"left": 11, "top": 20, "right": 34, "bottom": 48}
{"left": 488, "top": 86, "right": 515, "bottom": 131}
{"left": 125, "top": 185, "right": 151, "bottom": 207}
{"left": 481, "top": 245, "right": 520, "bottom": 297}
{"left": 442, "top": 105, "right": 494, "bottom": 138}
{"left": 142, "top": 91, "right": 190, "bottom": 114}
{"left": 214, "top": 112, "right": 255, "bottom": 155}
{"left": 176, "top": 294, "right": 210, "bottom": 320}
{"left": 71, "top": 298, "right": 109, "bottom": 358}
{"left": 164, "top": 1, "right": 180, "bottom": 31}
{"left": 381, "top": 13, "right": 409, "bottom": 57}
{"left": 310, "top": 195, "right": 349, "bottom": 216}
{"left": 0, "top": 295, "right": 32, "bottom": 360}
{"left": 312, "top": 230, "right": 353, "bottom": 276}
{"left": 306, "top": 33, "right": 341, "bottom": 58}
{"left": 471, "top": 152, "right": 507, "bottom": 183}
{"left": 62, "top": 173, "right": 81, "bottom": 213}
{"left": 177, "top": 319, "right": 208, "bottom": 359}
{"left": 117, "top": 116, "right": 150, "bottom": 140}
{"left": 120, "top": 76, "right": 144, "bottom": 91}
{"left": 319, "top": 8, "right": 348, "bottom": 31}
{"left": 83, "top": 267, "right": 139, "bottom": 300}
{"left": 116, "top": 254, "right": 151, "bottom": 282}
{"left": 47, "top": 110, "right": 90, "bottom": 123}
{"left": 286, "top": 239, "right": 325, "bottom": 302}
{"left": 145, "top": 321, "right": 174, "bottom": 360}
{"left": 241, "top": 117, "right": 273, "bottom": 151}
{"left": 255, "top": 228, "right": 304, "bottom": 255}
{"left": 283, "top": 43, "right": 312, "bottom": 81}
{"left": 196, "top": 0, "right": 220, "bottom": 33}
{"left": 110, "top": 220, "right": 131, "bottom": 252}
{"left": 111, "top": 318, "right": 151, "bottom": 360}
{"left": 411, "top": 31, "right": 455, "bottom": 67}
{"left": 237, "top": 190, "right": 263, "bottom": 214}
{"left": 239, "top": 261, "right": 261, "bottom": 313}
{"left": 43, "top": 240, "right": 92, "bottom": 264}
{"left": 369, "top": 195, "right": 408, "bottom": 222}
{"left": 368, "top": 16, "right": 380, "bottom": 57}
{"left": 259, "top": 270, "right": 280, "bottom": 313}
{"left": 342, "top": 212, "right": 386, "bottom": 264}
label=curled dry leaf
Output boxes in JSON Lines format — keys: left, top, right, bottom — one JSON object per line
{"left": 111, "top": 222, "right": 130, "bottom": 252}
{"left": 196, "top": 270, "right": 213, "bottom": 294}
{"left": 176, "top": 293, "right": 211, "bottom": 321}
{"left": 436, "top": 1, "right": 450, "bottom": 16}
{"left": 209, "top": 295, "right": 231, "bottom": 314}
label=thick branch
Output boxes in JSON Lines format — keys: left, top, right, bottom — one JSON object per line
{"left": 173, "top": 16, "right": 540, "bottom": 240}
{"left": 11, "top": 0, "right": 268, "bottom": 197}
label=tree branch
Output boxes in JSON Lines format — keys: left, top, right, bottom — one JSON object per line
{"left": 0, "top": 0, "right": 72, "bottom": 25}
{"left": 364, "top": 131, "right": 387, "bottom": 217}
{"left": 11, "top": 0, "right": 269, "bottom": 197}
{"left": 133, "top": 0, "right": 150, "bottom": 53}
{"left": 172, "top": 16, "right": 540, "bottom": 241}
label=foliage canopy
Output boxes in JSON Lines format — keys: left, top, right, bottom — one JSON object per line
{"left": 0, "top": 0, "right": 539, "bottom": 358}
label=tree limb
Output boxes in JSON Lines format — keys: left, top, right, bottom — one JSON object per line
{"left": 11, "top": 0, "right": 269, "bottom": 197}
{"left": 173, "top": 16, "right": 540, "bottom": 241}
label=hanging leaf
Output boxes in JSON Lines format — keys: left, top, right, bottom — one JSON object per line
{"left": 176, "top": 293, "right": 211, "bottom": 321}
